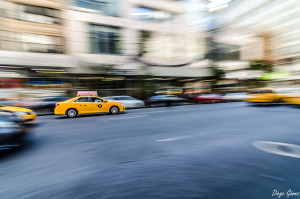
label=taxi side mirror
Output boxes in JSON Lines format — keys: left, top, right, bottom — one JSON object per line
{"left": 103, "top": 100, "right": 108, "bottom": 103}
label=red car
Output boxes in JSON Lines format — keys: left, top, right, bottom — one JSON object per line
{"left": 190, "top": 94, "right": 224, "bottom": 103}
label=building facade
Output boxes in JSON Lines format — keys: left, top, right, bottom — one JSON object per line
{"left": 63, "top": 0, "right": 211, "bottom": 78}
{"left": 216, "top": 0, "right": 300, "bottom": 76}
{"left": 0, "top": 0, "right": 76, "bottom": 80}
{"left": 0, "top": 0, "right": 213, "bottom": 95}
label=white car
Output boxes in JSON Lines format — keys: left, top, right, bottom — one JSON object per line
{"left": 224, "top": 92, "right": 247, "bottom": 102}
{"left": 104, "top": 96, "right": 145, "bottom": 109}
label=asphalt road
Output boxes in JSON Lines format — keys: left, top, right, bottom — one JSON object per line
{"left": 1, "top": 102, "right": 300, "bottom": 199}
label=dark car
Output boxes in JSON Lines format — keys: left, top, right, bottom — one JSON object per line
{"left": 190, "top": 94, "right": 224, "bottom": 103}
{"left": 14, "top": 96, "right": 70, "bottom": 113}
{"left": 144, "top": 95, "right": 187, "bottom": 107}
{"left": 0, "top": 110, "right": 28, "bottom": 150}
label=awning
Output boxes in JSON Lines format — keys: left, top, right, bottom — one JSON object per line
{"left": 147, "top": 66, "right": 212, "bottom": 77}
{"left": 0, "top": 50, "right": 78, "bottom": 68}
{"left": 225, "top": 70, "right": 263, "bottom": 79}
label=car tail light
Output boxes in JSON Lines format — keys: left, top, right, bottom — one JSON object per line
{"left": 56, "top": 103, "right": 60, "bottom": 107}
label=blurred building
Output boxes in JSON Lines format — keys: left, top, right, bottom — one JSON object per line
{"left": 0, "top": 0, "right": 76, "bottom": 80}
{"left": 215, "top": 0, "right": 300, "bottom": 79}
{"left": 63, "top": 0, "right": 211, "bottom": 78}
{"left": 0, "top": 0, "right": 215, "bottom": 96}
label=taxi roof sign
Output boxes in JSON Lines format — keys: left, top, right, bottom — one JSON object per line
{"left": 77, "top": 91, "right": 98, "bottom": 96}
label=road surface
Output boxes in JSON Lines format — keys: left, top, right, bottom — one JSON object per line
{"left": 1, "top": 102, "right": 300, "bottom": 199}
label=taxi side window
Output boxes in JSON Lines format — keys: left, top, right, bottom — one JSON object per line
{"left": 75, "top": 97, "right": 90, "bottom": 102}
{"left": 260, "top": 90, "right": 274, "bottom": 94}
{"left": 90, "top": 97, "right": 103, "bottom": 102}
{"left": 266, "top": 90, "right": 275, "bottom": 93}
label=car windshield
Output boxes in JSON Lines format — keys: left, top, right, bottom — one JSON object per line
{"left": 43, "top": 97, "right": 69, "bottom": 102}
{"left": 106, "top": 96, "right": 136, "bottom": 100}
{"left": 103, "top": 97, "right": 113, "bottom": 100}
{"left": 149, "top": 96, "right": 161, "bottom": 99}
{"left": 164, "top": 95, "right": 177, "bottom": 98}
{"left": 248, "top": 90, "right": 274, "bottom": 94}
{"left": 116, "top": 96, "right": 135, "bottom": 100}
{"left": 149, "top": 95, "right": 175, "bottom": 99}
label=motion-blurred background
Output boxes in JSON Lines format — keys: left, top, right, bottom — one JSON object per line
{"left": 3, "top": 1, "right": 300, "bottom": 198}
{"left": 0, "top": 0, "right": 298, "bottom": 100}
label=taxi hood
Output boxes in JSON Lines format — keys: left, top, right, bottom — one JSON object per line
{"left": 0, "top": 106, "right": 32, "bottom": 113}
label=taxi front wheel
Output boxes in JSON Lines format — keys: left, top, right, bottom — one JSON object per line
{"left": 109, "top": 106, "right": 119, "bottom": 115}
{"left": 66, "top": 108, "right": 77, "bottom": 118}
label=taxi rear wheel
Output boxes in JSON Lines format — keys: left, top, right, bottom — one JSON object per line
{"left": 66, "top": 108, "right": 77, "bottom": 118}
{"left": 109, "top": 106, "right": 119, "bottom": 115}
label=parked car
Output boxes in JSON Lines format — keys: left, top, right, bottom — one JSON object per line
{"left": 275, "top": 88, "right": 300, "bottom": 105}
{"left": 244, "top": 88, "right": 282, "bottom": 103}
{"left": 0, "top": 110, "right": 29, "bottom": 150}
{"left": 14, "top": 96, "right": 70, "bottom": 113}
{"left": 103, "top": 96, "right": 145, "bottom": 109}
{"left": 144, "top": 95, "right": 187, "bottom": 107}
{"left": 283, "top": 96, "right": 300, "bottom": 105}
{"left": 190, "top": 94, "right": 224, "bottom": 103}
{"left": 0, "top": 100, "right": 20, "bottom": 106}
{"left": 224, "top": 92, "right": 247, "bottom": 102}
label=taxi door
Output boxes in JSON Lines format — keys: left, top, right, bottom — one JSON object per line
{"left": 73, "top": 97, "right": 91, "bottom": 114}
{"left": 260, "top": 90, "right": 280, "bottom": 102}
{"left": 89, "top": 97, "right": 109, "bottom": 113}
{"left": 254, "top": 90, "right": 280, "bottom": 102}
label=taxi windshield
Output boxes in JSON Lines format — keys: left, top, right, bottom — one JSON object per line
{"left": 248, "top": 90, "right": 274, "bottom": 94}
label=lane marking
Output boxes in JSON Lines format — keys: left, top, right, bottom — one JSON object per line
{"left": 155, "top": 128, "right": 240, "bottom": 142}
{"left": 129, "top": 110, "right": 169, "bottom": 114}
{"left": 99, "top": 114, "right": 148, "bottom": 121}
{"left": 156, "top": 136, "right": 193, "bottom": 142}
{"left": 258, "top": 174, "right": 286, "bottom": 181}
{"left": 253, "top": 141, "right": 300, "bottom": 159}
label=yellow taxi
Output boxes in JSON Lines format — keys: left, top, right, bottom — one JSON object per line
{"left": 281, "top": 92, "right": 300, "bottom": 105}
{"left": 244, "top": 88, "right": 283, "bottom": 103}
{"left": 54, "top": 91, "right": 126, "bottom": 118}
{"left": 283, "top": 96, "right": 300, "bottom": 105}
{"left": 0, "top": 105, "right": 36, "bottom": 123}
{"left": 272, "top": 88, "right": 300, "bottom": 105}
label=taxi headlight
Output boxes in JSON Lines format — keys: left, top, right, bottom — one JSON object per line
{"left": 119, "top": 103, "right": 124, "bottom": 106}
